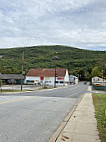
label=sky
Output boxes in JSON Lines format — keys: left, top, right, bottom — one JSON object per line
{"left": 0, "top": 0, "right": 106, "bottom": 51}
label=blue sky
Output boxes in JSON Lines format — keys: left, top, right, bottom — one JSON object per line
{"left": 0, "top": 0, "right": 106, "bottom": 50}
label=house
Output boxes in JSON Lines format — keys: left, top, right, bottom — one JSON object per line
{"left": 24, "top": 68, "right": 69, "bottom": 87}
{"left": 69, "top": 75, "right": 78, "bottom": 84}
{"left": 0, "top": 55, "right": 3, "bottom": 58}
{"left": 0, "top": 74, "right": 22, "bottom": 84}
{"left": 92, "top": 76, "right": 106, "bottom": 91}
{"left": 69, "top": 75, "right": 79, "bottom": 84}
{"left": 92, "top": 76, "right": 106, "bottom": 85}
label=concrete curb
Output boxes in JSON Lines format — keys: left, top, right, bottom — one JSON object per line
{"left": 48, "top": 93, "right": 85, "bottom": 142}
{"left": 0, "top": 90, "right": 33, "bottom": 95}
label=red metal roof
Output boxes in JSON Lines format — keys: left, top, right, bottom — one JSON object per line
{"left": 26, "top": 68, "right": 67, "bottom": 77}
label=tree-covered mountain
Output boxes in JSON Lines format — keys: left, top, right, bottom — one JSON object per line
{"left": 0, "top": 45, "right": 106, "bottom": 80}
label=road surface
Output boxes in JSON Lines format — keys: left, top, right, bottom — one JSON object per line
{"left": 0, "top": 82, "right": 88, "bottom": 142}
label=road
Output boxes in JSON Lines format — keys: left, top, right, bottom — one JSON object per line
{"left": 0, "top": 82, "right": 89, "bottom": 142}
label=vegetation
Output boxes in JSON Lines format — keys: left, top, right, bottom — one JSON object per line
{"left": 92, "top": 93, "right": 106, "bottom": 142}
{"left": 0, "top": 89, "right": 27, "bottom": 93}
{"left": 0, "top": 45, "right": 106, "bottom": 80}
{"left": 0, "top": 80, "right": 2, "bottom": 91}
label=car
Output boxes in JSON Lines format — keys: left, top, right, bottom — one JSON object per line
{"left": 84, "top": 82, "right": 87, "bottom": 85}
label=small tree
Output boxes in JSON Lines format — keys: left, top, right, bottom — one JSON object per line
{"left": 0, "top": 80, "right": 2, "bottom": 92}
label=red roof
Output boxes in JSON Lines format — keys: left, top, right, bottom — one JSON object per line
{"left": 26, "top": 68, "right": 67, "bottom": 77}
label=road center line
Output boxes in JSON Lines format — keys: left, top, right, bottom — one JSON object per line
{"left": 0, "top": 96, "right": 35, "bottom": 104}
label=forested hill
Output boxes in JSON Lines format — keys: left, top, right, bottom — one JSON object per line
{"left": 0, "top": 45, "right": 106, "bottom": 79}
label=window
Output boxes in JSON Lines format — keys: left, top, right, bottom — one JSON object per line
{"left": 60, "top": 81, "right": 64, "bottom": 83}
{"left": 26, "top": 80, "right": 34, "bottom": 83}
{"left": 45, "top": 81, "right": 51, "bottom": 83}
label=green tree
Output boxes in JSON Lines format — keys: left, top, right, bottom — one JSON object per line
{"left": 79, "top": 69, "right": 85, "bottom": 81}
{"left": 91, "top": 66, "right": 100, "bottom": 77}
{"left": 0, "top": 80, "right": 2, "bottom": 92}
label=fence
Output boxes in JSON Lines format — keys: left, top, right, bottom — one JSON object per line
{"left": 92, "top": 84, "right": 106, "bottom": 91}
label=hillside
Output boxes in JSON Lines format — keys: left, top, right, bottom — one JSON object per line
{"left": 0, "top": 45, "right": 106, "bottom": 79}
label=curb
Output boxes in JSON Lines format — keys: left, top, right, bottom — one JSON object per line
{"left": 0, "top": 90, "right": 33, "bottom": 95}
{"left": 48, "top": 93, "right": 85, "bottom": 142}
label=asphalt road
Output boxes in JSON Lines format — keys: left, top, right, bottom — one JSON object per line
{"left": 0, "top": 82, "right": 89, "bottom": 142}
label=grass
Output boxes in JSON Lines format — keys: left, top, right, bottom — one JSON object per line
{"left": 92, "top": 93, "right": 106, "bottom": 142}
{"left": 0, "top": 89, "right": 26, "bottom": 93}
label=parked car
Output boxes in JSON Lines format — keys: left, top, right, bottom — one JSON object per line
{"left": 24, "top": 80, "right": 34, "bottom": 85}
{"left": 84, "top": 82, "right": 87, "bottom": 85}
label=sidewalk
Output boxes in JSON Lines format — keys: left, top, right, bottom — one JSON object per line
{"left": 55, "top": 92, "right": 101, "bottom": 142}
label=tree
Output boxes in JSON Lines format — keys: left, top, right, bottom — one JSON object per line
{"left": 0, "top": 80, "right": 2, "bottom": 92}
{"left": 98, "top": 57, "right": 106, "bottom": 78}
{"left": 91, "top": 66, "right": 100, "bottom": 77}
{"left": 78, "top": 69, "right": 85, "bottom": 81}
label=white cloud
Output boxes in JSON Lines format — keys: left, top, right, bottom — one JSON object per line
{"left": 0, "top": 0, "right": 106, "bottom": 50}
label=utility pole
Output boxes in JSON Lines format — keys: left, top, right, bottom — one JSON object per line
{"left": 54, "top": 51, "right": 57, "bottom": 88}
{"left": 21, "top": 49, "right": 24, "bottom": 91}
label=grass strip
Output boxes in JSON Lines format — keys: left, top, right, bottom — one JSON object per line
{"left": 92, "top": 93, "right": 106, "bottom": 142}
{"left": 0, "top": 89, "right": 26, "bottom": 93}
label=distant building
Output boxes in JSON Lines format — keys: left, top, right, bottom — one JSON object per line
{"left": 0, "top": 74, "right": 22, "bottom": 84}
{"left": 92, "top": 76, "right": 106, "bottom": 85}
{"left": 25, "top": 68, "right": 69, "bottom": 87}
{"left": 69, "top": 75, "right": 78, "bottom": 84}
{"left": 92, "top": 76, "right": 106, "bottom": 91}
{"left": 0, "top": 55, "right": 3, "bottom": 58}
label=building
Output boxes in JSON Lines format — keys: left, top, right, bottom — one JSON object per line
{"left": 0, "top": 74, "right": 22, "bottom": 84}
{"left": 92, "top": 76, "right": 106, "bottom": 91}
{"left": 69, "top": 75, "right": 78, "bottom": 84}
{"left": 92, "top": 76, "right": 106, "bottom": 85}
{"left": 24, "top": 68, "right": 69, "bottom": 87}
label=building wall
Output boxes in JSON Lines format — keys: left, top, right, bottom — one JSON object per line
{"left": 64, "top": 69, "right": 69, "bottom": 83}
{"left": 69, "top": 75, "right": 78, "bottom": 84}
{"left": 44, "top": 77, "right": 54, "bottom": 86}
{"left": 25, "top": 75, "right": 69, "bottom": 87}
{"left": 92, "top": 76, "right": 106, "bottom": 83}
{"left": 25, "top": 76, "right": 40, "bottom": 83}
{"left": 74, "top": 77, "right": 78, "bottom": 84}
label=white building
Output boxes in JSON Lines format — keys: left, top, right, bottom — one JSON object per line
{"left": 69, "top": 75, "right": 78, "bottom": 84}
{"left": 24, "top": 68, "right": 69, "bottom": 87}
{"left": 92, "top": 76, "right": 106, "bottom": 85}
